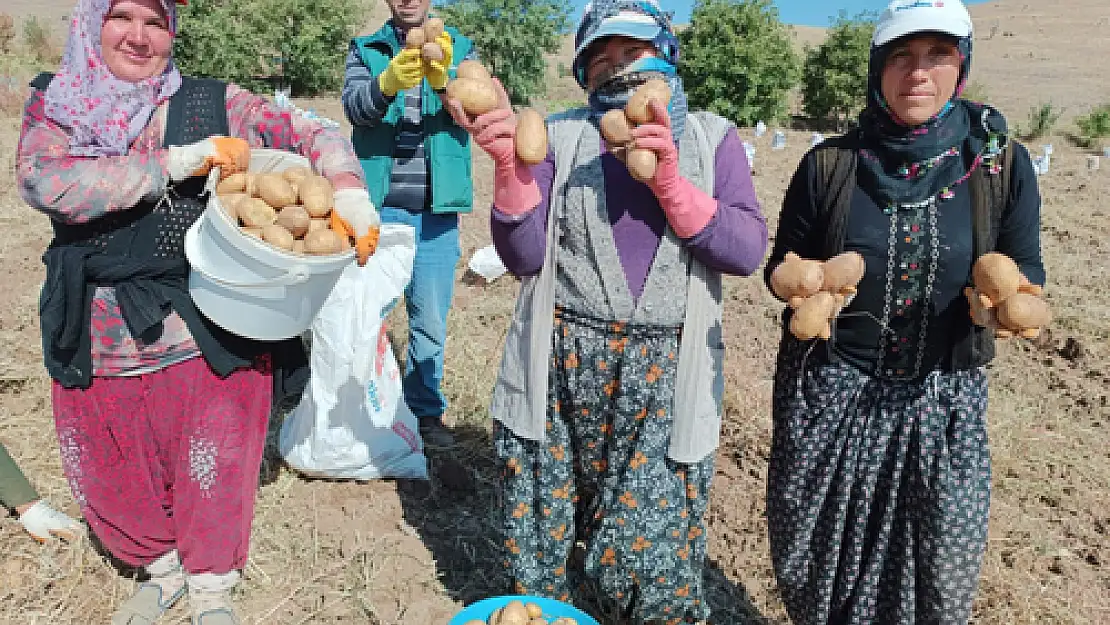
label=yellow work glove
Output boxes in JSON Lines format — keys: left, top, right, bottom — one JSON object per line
{"left": 424, "top": 30, "right": 454, "bottom": 91}
{"left": 378, "top": 47, "right": 425, "bottom": 97}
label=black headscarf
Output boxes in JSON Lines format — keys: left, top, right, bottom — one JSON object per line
{"left": 855, "top": 33, "right": 1008, "bottom": 210}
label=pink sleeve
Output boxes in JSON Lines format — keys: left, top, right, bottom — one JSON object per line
{"left": 16, "top": 90, "right": 171, "bottom": 224}
{"left": 224, "top": 83, "right": 366, "bottom": 191}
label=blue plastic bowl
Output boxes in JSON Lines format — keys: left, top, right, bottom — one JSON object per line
{"left": 448, "top": 595, "right": 600, "bottom": 625}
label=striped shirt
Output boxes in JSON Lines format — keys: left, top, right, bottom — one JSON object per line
{"left": 342, "top": 29, "right": 477, "bottom": 211}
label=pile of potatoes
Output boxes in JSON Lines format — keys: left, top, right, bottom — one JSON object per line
{"left": 967, "top": 252, "right": 1051, "bottom": 337}
{"left": 598, "top": 78, "right": 673, "bottom": 182}
{"left": 461, "top": 600, "right": 579, "bottom": 625}
{"left": 770, "top": 251, "right": 866, "bottom": 340}
{"left": 445, "top": 60, "right": 548, "bottom": 166}
{"left": 405, "top": 17, "right": 446, "bottom": 61}
{"left": 215, "top": 167, "right": 349, "bottom": 256}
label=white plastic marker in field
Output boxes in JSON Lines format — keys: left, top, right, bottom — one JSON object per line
{"left": 468, "top": 244, "right": 508, "bottom": 283}
{"left": 755, "top": 120, "right": 767, "bottom": 137}
{"left": 772, "top": 130, "right": 787, "bottom": 150}
{"left": 742, "top": 141, "right": 756, "bottom": 172}
{"left": 810, "top": 132, "right": 826, "bottom": 148}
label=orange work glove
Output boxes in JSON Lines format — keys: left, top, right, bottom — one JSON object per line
{"left": 167, "top": 137, "right": 250, "bottom": 181}
{"left": 330, "top": 188, "right": 382, "bottom": 266}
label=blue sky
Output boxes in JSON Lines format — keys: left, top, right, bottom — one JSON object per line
{"left": 567, "top": 0, "right": 987, "bottom": 27}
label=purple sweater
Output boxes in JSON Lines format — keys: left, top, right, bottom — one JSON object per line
{"left": 491, "top": 128, "right": 767, "bottom": 299}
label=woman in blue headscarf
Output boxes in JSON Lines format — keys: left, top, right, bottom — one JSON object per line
{"left": 445, "top": 1, "right": 768, "bottom": 622}
{"left": 763, "top": 0, "right": 1047, "bottom": 623}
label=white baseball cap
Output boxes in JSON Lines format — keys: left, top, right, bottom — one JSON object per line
{"left": 872, "top": 0, "right": 974, "bottom": 47}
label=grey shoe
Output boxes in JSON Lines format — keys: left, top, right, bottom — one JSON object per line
{"left": 111, "top": 583, "right": 185, "bottom": 625}
{"left": 193, "top": 608, "right": 240, "bottom": 625}
{"left": 418, "top": 417, "right": 456, "bottom": 448}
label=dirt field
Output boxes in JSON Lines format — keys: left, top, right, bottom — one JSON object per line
{"left": 1, "top": 1, "right": 1108, "bottom": 624}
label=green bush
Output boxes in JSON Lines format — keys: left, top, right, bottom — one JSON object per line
{"left": 435, "top": 0, "right": 572, "bottom": 105}
{"left": 22, "top": 16, "right": 62, "bottom": 65}
{"left": 801, "top": 14, "right": 874, "bottom": 130}
{"left": 961, "top": 80, "right": 989, "bottom": 104}
{"left": 1075, "top": 104, "right": 1110, "bottom": 147}
{"left": 678, "top": 0, "right": 800, "bottom": 126}
{"left": 1019, "top": 102, "right": 1061, "bottom": 140}
{"left": 174, "top": 0, "right": 365, "bottom": 95}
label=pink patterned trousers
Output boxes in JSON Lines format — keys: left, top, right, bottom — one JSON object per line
{"left": 52, "top": 356, "right": 272, "bottom": 574}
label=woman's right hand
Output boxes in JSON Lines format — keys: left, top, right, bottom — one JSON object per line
{"left": 445, "top": 77, "right": 517, "bottom": 166}
{"left": 167, "top": 136, "right": 250, "bottom": 182}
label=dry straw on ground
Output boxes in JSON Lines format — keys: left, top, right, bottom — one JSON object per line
{"left": 1, "top": 1, "right": 1108, "bottom": 624}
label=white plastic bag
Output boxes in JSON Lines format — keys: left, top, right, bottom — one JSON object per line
{"left": 467, "top": 244, "right": 508, "bottom": 283}
{"left": 279, "top": 224, "right": 427, "bottom": 480}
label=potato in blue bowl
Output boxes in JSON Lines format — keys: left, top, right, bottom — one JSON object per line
{"left": 449, "top": 595, "right": 599, "bottom": 625}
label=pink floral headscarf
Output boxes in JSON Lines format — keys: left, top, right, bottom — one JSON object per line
{"left": 44, "top": 0, "right": 182, "bottom": 156}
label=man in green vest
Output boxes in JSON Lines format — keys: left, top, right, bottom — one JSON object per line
{"left": 342, "top": 0, "right": 477, "bottom": 448}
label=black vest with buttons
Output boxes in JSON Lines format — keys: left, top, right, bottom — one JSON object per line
{"left": 33, "top": 73, "right": 307, "bottom": 395}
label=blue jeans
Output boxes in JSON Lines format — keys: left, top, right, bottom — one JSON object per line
{"left": 379, "top": 206, "right": 460, "bottom": 421}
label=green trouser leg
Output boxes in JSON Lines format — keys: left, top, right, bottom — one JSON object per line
{"left": 0, "top": 442, "right": 39, "bottom": 512}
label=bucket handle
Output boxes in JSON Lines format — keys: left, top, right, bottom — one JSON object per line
{"left": 191, "top": 263, "right": 311, "bottom": 288}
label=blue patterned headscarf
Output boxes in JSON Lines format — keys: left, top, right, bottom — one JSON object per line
{"left": 572, "top": 0, "right": 688, "bottom": 141}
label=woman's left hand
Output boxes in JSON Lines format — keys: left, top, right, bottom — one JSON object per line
{"left": 167, "top": 136, "right": 249, "bottom": 182}
{"left": 445, "top": 77, "right": 518, "bottom": 166}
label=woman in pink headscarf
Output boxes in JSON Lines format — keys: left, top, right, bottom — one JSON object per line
{"left": 16, "top": 1, "right": 378, "bottom": 624}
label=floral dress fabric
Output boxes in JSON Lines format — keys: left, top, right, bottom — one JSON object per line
{"left": 495, "top": 308, "right": 714, "bottom": 625}
{"left": 768, "top": 334, "right": 992, "bottom": 625}
{"left": 17, "top": 83, "right": 365, "bottom": 376}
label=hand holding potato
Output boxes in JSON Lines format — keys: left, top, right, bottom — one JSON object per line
{"left": 379, "top": 47, "right": 425, "bottom": 96}
{"left": 424, "top": 29, "right": 454, "bottom": 91}
{"left": 628, "top": 99, "right": 678, "bottom": 187}
{"left": 446, "top": 77, "right": 517, "bottom": 164}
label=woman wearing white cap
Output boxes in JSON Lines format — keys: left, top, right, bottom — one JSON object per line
{"left": 446, "top": 0, "right": 768, "bottom": 622}
{"left": 763, "top": 0, "right": 1046, "bottom": 622}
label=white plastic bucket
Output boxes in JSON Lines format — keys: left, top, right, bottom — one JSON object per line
{"left": 184, "top": 149, "right": 354, "bottom": 341}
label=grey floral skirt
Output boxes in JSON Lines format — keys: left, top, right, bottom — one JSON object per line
{"left": 494, "top": 308, "right": 714, "bottom": 624}
{"left": 768, "top": 338, "right": 992, "bottom": 625}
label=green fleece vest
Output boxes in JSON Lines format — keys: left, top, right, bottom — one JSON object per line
{"left": 351, "top": 23, "right": 474, "bottom": 214}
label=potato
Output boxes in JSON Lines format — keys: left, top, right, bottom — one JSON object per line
{"left": 216, "top": 172, "right": 249, "bottom": 194}
{"left": 275, "top": 206, "right": 311, "bottom": 238}
{"left": 281, "top": 166, "right": 313, "bottom": 186}
{"left": 488, "top": 607, "right": 504, "bottom": 625}
{"left": 241, "top": 227, "right": 263, "bottom": 239}
{"left": 217, "top": 193, "right": 248, "bottom": 221}
{"left": 422, "top": 41, "right": 444, "bottom": 61}
{"left": 996, "top": 292, "right": 1052, "bottom": 335}
{"left": 789, "top": 291, "right": 843, "bottom": 340}
{"left": 303, "top": 230, "right": 346, "bottom": 255}
{"left": 237, "top": 198, "right": 277, "bottom": 228}
{"left": 821, "top": 251, "right": 866, "bottom": 296}
{"left": 405, "top": 27, "right": 426, "bottom": 48}
{"left": 971, "top": 251, "right": 1021, "bottom": 308}
{"left": 771, "top": 252, "right": 824, "bottom": 302}
{"left": 515, "top": 108, "right": 548, "bottom": 165}
{"left": 524, "top": 603, "right": 542, "bottom": 619}
{"left": 599, "top": 109, "right": 632, "bottom": 145}
{"left": 298, "top": 180, "right": 334, "bottom": 218}
{"left": 625, "top": 78, "right": 672, "bottom": 125}
{"left": 423, "top": 17, "right": 444, "bottom": 39}
{"left": 625, "top": 148, "right": 657, "bottom": 182}
{"left": 244, "top": 173, "right": 260, "bottom": 197}
{"left": 292, "top": 239, "right": 306, "bottom": 255}
{"left": 447, "top": 77, "right": 499, "bottom": 116}
{"left": 456, "top": 59, "right": 491, "bottom": 82}
{"left": 306, "top": 218, "right": 330, "bottom": 235}
{"left": 256, "top": 174, "right": 298, "bottom": 208}
{"left": 261, "top": 224, "right": 295, "bottom": 250}
{"left": 498, "top": 601, "right": 530, "bottom": 625}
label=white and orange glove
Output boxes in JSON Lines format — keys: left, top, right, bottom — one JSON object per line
{"left": 330, "top": 188, "right": 382, "bottom": 266}
{"left": 167, "top": 136, "right": 250, "bottom": 182}
{"left": 630, "top": 100, "right": 717, "bottom": 238}
{"left": 445, "top": 77, "right": 540, "bottom": 216}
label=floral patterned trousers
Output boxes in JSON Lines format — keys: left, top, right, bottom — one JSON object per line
{"left": 495, "top": 308, "right": 714, "bottom": 625}
{"left": 768, "top": 338, "right": 991, "bottom": 624}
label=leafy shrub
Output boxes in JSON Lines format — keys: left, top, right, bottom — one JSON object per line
{"left": 175, "top": 0, "right": 365, "bottom": 95}
{"left": 22, "top": 16, "right": 62, "bottom": 65}
{"left": 678, "top": 0, "right": 800, "bottom": 126}
{"left": 436, "top": 0, "right": 572, "bottom": 105}
{"left": 1075, "top": 104, "right": 1110, "bottom": 148}
{"left": 961, "top": 80, "right": 990, "bottom": 104}
{"left": 801, "top": 14, "right": 874, "bottom": 130}
{"left": 1019, "top": 102, "right": 1061, "bottom": 140}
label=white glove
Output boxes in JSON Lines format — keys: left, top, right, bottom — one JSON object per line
{"left": 166, "top": 137, "right": 250, "bottom": 182}
{"left": 19, "top": 499, "right": 85, "bottom": 543}
{"left": 332, "top": 187, "right": 382, "bottom": 265}
{"left": 332, "top": 188, "right": 381, "bottom": 237}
